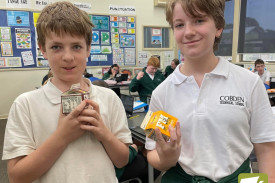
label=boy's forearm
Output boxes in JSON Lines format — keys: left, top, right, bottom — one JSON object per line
{"left": 255, "top": 142, "right": 275, "bottom": 178}
{"left": 8, "top": 131, "right": 68, "bottom": 183}
{"left": 101, "top": 132, "right": 129, "bottom": 168}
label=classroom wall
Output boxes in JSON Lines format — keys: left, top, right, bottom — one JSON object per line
{"left": 0, "top": 0, "right": 172, "bottom": 117}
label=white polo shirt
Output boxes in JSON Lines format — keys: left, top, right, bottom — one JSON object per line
{"left": 255, "top": 70, "right": 271, "bottom": 83}
{"left": 3, "top": 79, "right": 132, "bottom": 183}
{"left": 145, "top": 57, "right": 275, "bottom": 182}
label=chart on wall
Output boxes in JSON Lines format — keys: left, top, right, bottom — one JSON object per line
{"left": 0, "top": 9, "right": 136, "bottom": 69}
{"left": 89, "top": 15, "right": 136, "bottom": 67}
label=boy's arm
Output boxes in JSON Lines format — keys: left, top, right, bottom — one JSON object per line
{"left": 147, "top": 123, "right": 181, "bottom": 171}
{"left": 80, "top": 99, "right": 129, "bottom": 168}
{"left": 129, "top": 77, "right": 140, "bottom": 92}
{"left": 7, "top": 101, "right": 88, "bottom": 183}
{"left": 254, "top": 142, "right": 275, "bottom": 180}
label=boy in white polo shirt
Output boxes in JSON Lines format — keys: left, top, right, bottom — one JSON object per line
{"left": 2, "top": 2, "right": 132, "bottom": 183}
{"left": 145, "top": 0, "right": 275, "bottom": 182}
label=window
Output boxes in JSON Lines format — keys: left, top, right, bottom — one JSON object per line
{"left": 215, "top": 0, "right": 234, "bottom": 56}
{"left": 143, "top": 26, "right": 172, "bottom": 50}
{"left": 238, "top": 0, "right": 275, "bottom": 54}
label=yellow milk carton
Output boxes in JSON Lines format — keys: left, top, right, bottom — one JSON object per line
{"left": 140, "top": 110, "right": 178, "bottom": 141}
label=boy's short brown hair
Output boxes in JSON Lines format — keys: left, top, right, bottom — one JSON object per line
{"left": 255, "top": 59, "right": 265, "bottom": 67}
{"left": 37, "top": 1, "right": 94, "bottom": 50}
{"left": 147, "top": 57, "right": 160, "bottom": 68}
{"left": 166, "top": 0, "right": 225, "bottom": 51}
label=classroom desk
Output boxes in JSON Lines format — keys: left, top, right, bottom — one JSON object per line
{"left": 128, "top": 112, "right": 155, "bottom": 183}
{"left": 108, "top": 81, "right": 131, "bottom": 89}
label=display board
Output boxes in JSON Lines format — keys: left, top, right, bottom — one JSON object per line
{"left": 0, "top": 10, "right": 136, "bottom": 69}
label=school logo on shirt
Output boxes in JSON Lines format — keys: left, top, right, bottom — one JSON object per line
{"left": 219, "top": 95, "right": 245, "bottom": 106}
{"left": 238, "top": 173, "right": 268, "bottom": 183}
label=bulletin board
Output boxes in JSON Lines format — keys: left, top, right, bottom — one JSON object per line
{"left": 0, "top": 9, "right": 137, "bottom": 69}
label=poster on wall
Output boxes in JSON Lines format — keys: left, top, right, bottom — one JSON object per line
{"left": 101, "top": 32, "right": 110, "bottom": 45}
{"left": 21, "top": 51, "right": 34, "bottom": 66}
{"left": 120, "top": 35, "right": 135, "bottom": 47}
{"left": 16, "top": 28, "right": 32, "bottom": 49}
{"left": 92, "top": 16, "right": 109, "bottom": 30}
{"left": 6, "top": 57, "right": 21, "bottom": 67}
{"left": 7, "top": 11, "right": 30, "bottom": 27}
{"left": 1, "top": 42, "right": 13, "bottom": 56}
{"left": 92, "top": 31, "right": 99, "bottom": 44}
{"left": 152, "top": 28, "right": 162, "bottom": 44}
{"left": 0, "top": 27, "right": 11, "bottom": 41}
{"left": 124, "top": 48, "right": 135, "bottom": 65}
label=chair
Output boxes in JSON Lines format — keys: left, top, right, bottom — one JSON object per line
{"left": 270, "top": 77, "right": 275, "bottom": 89}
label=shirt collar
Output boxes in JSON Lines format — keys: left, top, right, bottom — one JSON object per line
{"left": 43, "top": 78, "right": 91, "bottom": 104}
{"left": 171, "top": 57, "right": 229, "bottom": 85}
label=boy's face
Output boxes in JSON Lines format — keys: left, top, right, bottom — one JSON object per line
{"left": 171, "top": 61, "right": 177, "bottom": 69}
{"left": 146, "top": 65, "right": 158, "bottom": 75}
{"left": 40, "top": 31, "right": 90, "bottom": 85}
{"left": 255, "top": 64, "right": 265, "bottom": 75}
{"left": 172, "top": 3, "right": 223, "bottom": 60}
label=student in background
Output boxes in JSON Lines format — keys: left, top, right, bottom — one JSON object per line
{"left": 102, "top": 64, "right": 120, "bottom": 80}
{"left": 129, "top": 56, "right": 165, "bottom": 104}
{"left": 42, "top": 68, "right": 53, "bottom": 85}
{"left": 145, "top": 0, "right": 275, "bottom": 182}
{"left": 164, "top": 58, "right": 180, "bottom": 78}
{"left": 2, "top": 2, "right": 132, "bottom": 183}
{"left": 254, "top": 58, "right": 271, "bottom": 87}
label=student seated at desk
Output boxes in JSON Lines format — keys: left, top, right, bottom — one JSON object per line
{"left": 102, "top": 64, "right": 120, "bottom": 80}
{"left": 254, "top": 58, "right": 271, "bottom": 87}
{"left": 164, "top": 58, "right": 180, "bottom": 78}
{"left": 129, "top": 57, "right": 165, "bottom": 104}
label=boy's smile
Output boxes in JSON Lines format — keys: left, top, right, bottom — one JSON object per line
{"left": 40, "top": 31, "right": 90, "bottom": 89}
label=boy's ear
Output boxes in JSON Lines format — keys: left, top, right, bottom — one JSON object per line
{"left": 86, "top": 45, "right": 91, "bottom": 57}
{"left": 216, "top": 28, "right": 223, "bottom": 38}
{"left": 39, "top": 44, "right": 48, "bottom": 59}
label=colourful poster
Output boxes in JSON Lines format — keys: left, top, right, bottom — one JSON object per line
{"left": 127, "top": 23, "right": 135, "bottom": 28}
{"left": 16, "top": 28, "right": 32, "bottom": 49}
{"left": 6, "top": 57, "right": 21, "bottom": 67}
{"left": 101, "top": 46, "right": 112, "bottom": 54}
{"left": 92, "top": 31, "right": 99, "bottom": 44}
{"left": 111, "top": 27, "right": 119, "bottom": 33}
{"left": 119, "top": 16, "right": 127, "bottom": 22}
{"left": 110, "top": 16, "right": 118, "bottom": 21}
{"left": 0, "top": 27, "right": 11, "bottom": 41}
{"left": 128, "top": 29, "right": 135, "bottom": 34}
{"left": 1, "top": 42, "right": 13, "bottom": 56}
{"left": 90, "top": 45, "right": 101, "bottom": 54}
{"left": 7, "top": 11, "right": 30, "bottom": 26}
{"left": 101, "top": 32, "right": 110, "bottom": 45}
{"left": 120, "top": 35, "right": 135, "bottom": 47}
{"left": 92, "top": 16, "right": 109, "bottom": 30}
{"left": 127, "top": 17, "right": 135, "bottom": 23}
{"left": 111, "top": 22, "right": 119, "bottom": 27}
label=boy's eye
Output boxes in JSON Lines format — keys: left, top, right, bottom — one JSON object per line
{"left": 51, "top": 45, "right": 61, "bottom": 50}
{"left": 73, "top": 45, "right": 82, "bottom": 50}
{"left": 195, "top": 19, "right": 205, "bottom": 24}
{"left": 174, "top": 23, "right": 184, "bottom": 29}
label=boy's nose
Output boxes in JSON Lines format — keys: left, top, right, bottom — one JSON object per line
{"left": 185, "top": 24, "right": 195, "bottom": 36}
{"left": 62, "top": 48, "right": 74, "bottom": 61}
